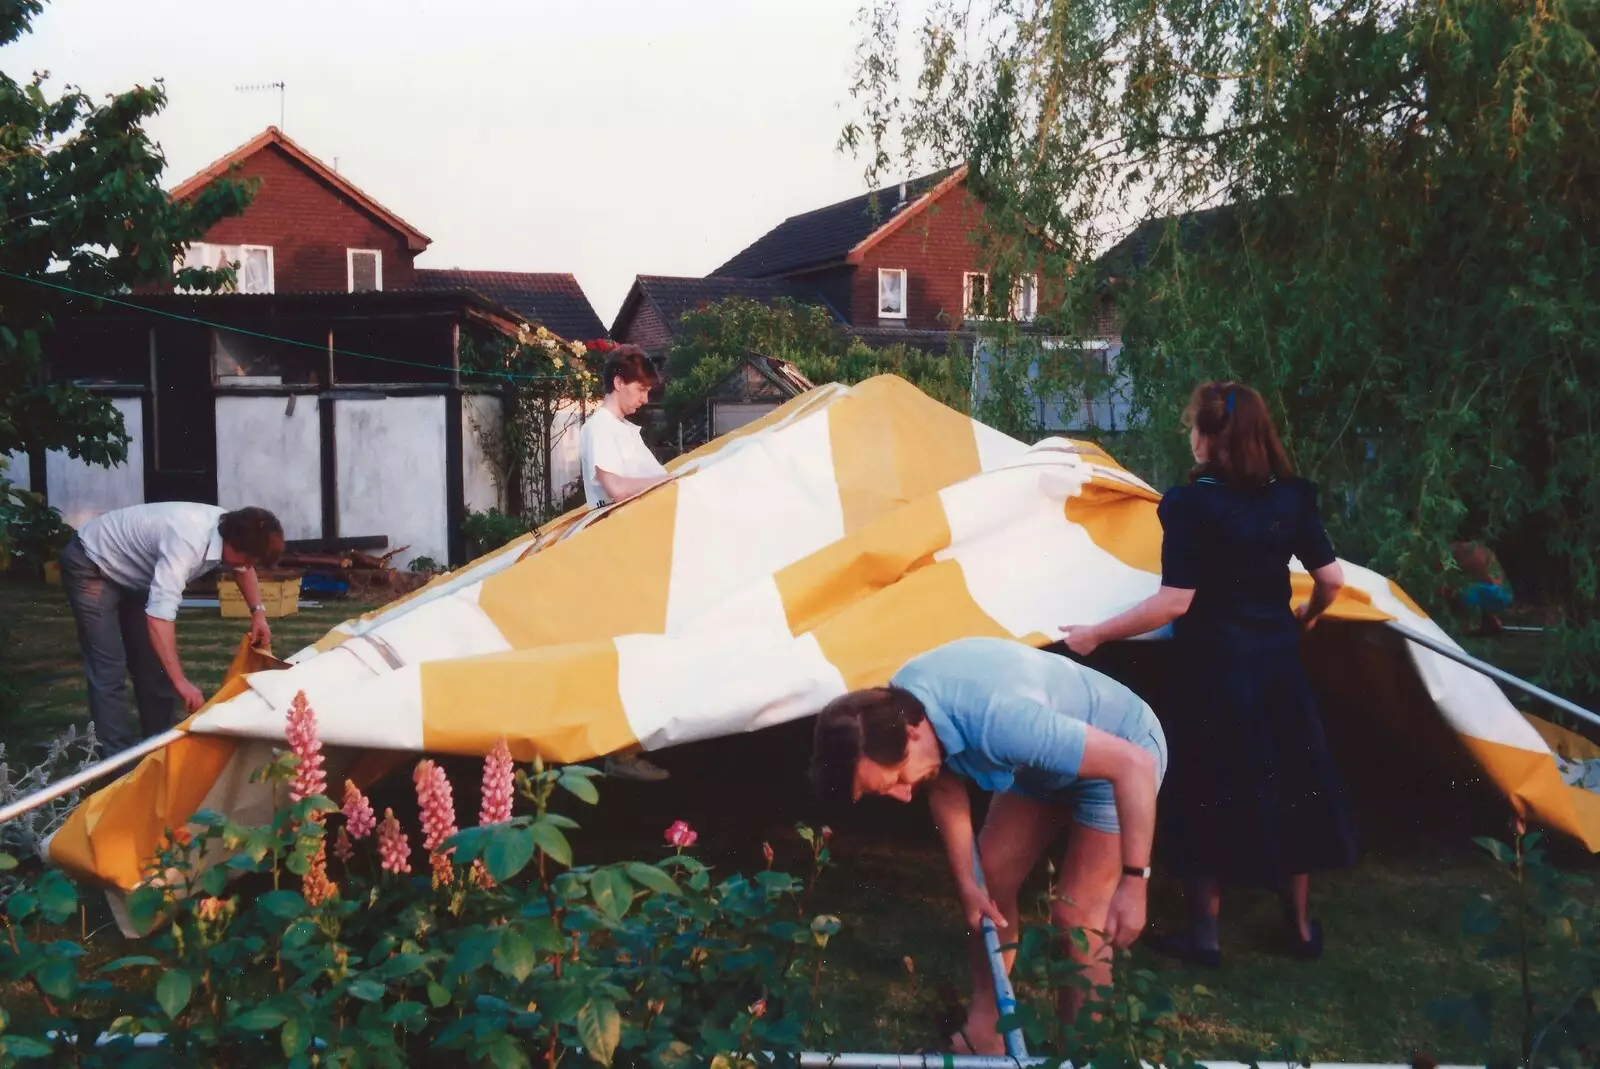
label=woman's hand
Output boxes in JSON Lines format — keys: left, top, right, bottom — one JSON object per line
{"left": 957, "top": 880, "right": 1007, "bottom": 933}
{"left": 1294, "top": 602, "right": 1320, "bottom": 631}
{"left": 1058, "top": 624, "right": 1102, "bottom": 657}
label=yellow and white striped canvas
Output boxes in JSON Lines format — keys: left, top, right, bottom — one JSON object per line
{"left": 48, "top": 375, "right": 1600, "bottom": 890}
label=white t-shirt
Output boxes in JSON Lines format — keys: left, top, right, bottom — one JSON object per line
{"left": 580, "top": 405, "right": 667, "bottom": 507}
{"left": 77, "top": 502, "right": 227, "bottom": 621}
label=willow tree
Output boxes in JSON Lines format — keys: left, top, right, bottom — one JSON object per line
{"left": 844, "top": 0, "right": 1600, "bottom": 688}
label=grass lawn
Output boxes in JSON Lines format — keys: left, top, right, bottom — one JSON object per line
{"left": 2, "top": 577, "right": 1596, "bottom": 1063}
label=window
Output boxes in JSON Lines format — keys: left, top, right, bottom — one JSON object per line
{"left": 178, "top": 243, "right": 274, "bottom": 293}
{"left": 963, "top": 272, "right": 988, "bottom": 319}
{"left": 1011, "top": 274, "right": 1038, "bottom": 322}
{"left": 877, "top": 268, "right": 907, "bottom": 319}
{"left": 348, "top": 248, "right": 383, "bottom": 293}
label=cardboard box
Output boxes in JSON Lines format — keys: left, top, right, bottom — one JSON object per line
{"left": 219, "top": 574, "right": 301, "bottom": 618}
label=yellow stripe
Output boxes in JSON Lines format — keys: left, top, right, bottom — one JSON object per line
{"left": 1291, "top": 572, "right": 1394, "bottom": 623}
{"left": 479, "top": 483, "right": 679, "bottom": 646}
{"left": 421, "top": 641, "right": 636, "bottom": 762}
{"left": 1065, "top": 478, "right": 1163, "bottom": 574}
{"left": 776, "top": 492, "right": 952, "bottom": 637}
{"left": 812, "top": 559, "right": 1011, "bottom": 691}
{"left": 1458, "top": 735, "right": 1600, "bottom": 851}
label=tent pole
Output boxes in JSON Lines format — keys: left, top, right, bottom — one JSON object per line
{"left": 1381, "top": 621, "right": 1600, "bottom": 730}
{"left": 0, "top": 728, "right": 185, "bottom": 827}
{"left": 971, "top": 843, "right": 1028, "bottom": 1061}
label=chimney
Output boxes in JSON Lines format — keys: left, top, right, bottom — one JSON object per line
{"left": 897, "top": 180, "right": 907, "bottom": 206}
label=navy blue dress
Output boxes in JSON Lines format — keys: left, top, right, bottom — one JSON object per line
{"left": 1157, "top": 474, "right": 1359, "bottom": 887}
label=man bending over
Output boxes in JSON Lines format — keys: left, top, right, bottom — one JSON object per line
{"left": 810, "top": 637, "right": 1165, "bottom": 1052}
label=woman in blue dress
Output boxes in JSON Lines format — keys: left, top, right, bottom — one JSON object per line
{"left": 1059, "top": 381, "right": 1358, "bottom": 966}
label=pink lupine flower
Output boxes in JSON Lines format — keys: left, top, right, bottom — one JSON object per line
{"left": 413, "top": 760, "right": 459, "bottom": 852}
{"left": 664, "top": 820, "right": 698, "bottom": 849}
{"left": 196, "top": 896, "right": 227, "bottom": 923}
{"left": 430, "top": 850, "right": 455, "bottom": 889}
{"left": 479, "top": 738, "right": 515, "bottom": 827}
{"left": 377, "top": 808, "right": 412, "bottom": 874}
{"left": 762, "top": 842, "right": 775, "bottom": 868}
{"left": 303, "top": 840, "right": 336, "bottom": 906}
{"left": 342, "top": 780, "right": 377, "bottom": 840}
{"left": 285, "top": 691, "right": 326, "bottom": 804}
{"left": 332, "top": 826, "right": 355, "bottom": 864}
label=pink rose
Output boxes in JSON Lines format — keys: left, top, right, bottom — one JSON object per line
{"left": 664, "top": 820, "right": 698, "bottom": 848}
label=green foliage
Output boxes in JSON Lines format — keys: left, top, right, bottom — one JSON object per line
{"left": 461, "top": 508, "right": 531, "bottom": 560}
{"left": 0, "top": 478, "right": 70, "bottom": 573}
{"left": 0, "top": 751, "right": 842, "bottom": 1068}
{"left": 663, "top": 297, "right": 972, "bottom": 434}
{"left": 407, "top": 556, "right": 443, "bottom": 575}
{"left": 1431, "top": 830, "right": 1600, "bottom": 1067}
{"left": 846, "top": 0, "right": 1600, "bottom": 689}
{"left": 0, "top": 0, "right": 253, "bottom": 472}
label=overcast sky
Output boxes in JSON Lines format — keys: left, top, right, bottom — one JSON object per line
{"left": 3, "top": 0, "right": 906, "bottom": 326}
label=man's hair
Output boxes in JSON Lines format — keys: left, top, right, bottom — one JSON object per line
{"left": 809, "top": 686, "right": 928, "bottom": 804}
{"left": 1183, "top": 380, "right": 1294, "bottom": 490}
{"left": 602, "top": 344, "right": 660, "bottom": 396}
{"left": 218, "top": 507, "right": 285, "bottom": 566}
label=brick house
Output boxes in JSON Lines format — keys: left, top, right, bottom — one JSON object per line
{"left": 21, "top": 127, "right": 605, "bottom": 567}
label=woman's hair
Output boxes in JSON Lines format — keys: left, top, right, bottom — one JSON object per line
{"left": 809, "top": 687, "right": 928, "bottom": 803}
{"left": 218, "top": 507, "right": 285, "bottom": 565}
{"left": 1183, "top": 381, "right": 1294, "bottom": 489}
{"left": 602, "top": 345, "right": 660, "bottom": 395}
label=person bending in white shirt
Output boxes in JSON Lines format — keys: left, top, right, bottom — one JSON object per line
{"left": 59, "top": 503, "right": 285, "bottom": 756}
{"left": 578, "top": 345, "right": 671, "bottom": 782}
{"left": 580, "top": 345, "right": 669, "bottom": 507}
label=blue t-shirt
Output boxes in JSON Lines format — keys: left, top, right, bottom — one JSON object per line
{"left": 891, "top": 637, "right": 1164, "bottom": 797}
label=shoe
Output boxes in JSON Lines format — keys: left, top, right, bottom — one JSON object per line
{"left": 604, "top": 752, "right": 670, "bottom": 782}
{"left": 1286, "top": 918, "right": 1324, "bottom": 961}
{"left": 1143, "top": 931, "right": 1221, "bottom": 969}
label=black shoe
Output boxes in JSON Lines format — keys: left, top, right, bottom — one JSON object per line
{"left": 1286, "top": 918, "right": 1324, "bottom": 961}
{"left": 1144, "top": 931, "right": 1221, "bottom": 969}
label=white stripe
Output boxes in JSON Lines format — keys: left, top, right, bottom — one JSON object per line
{"left": 664, "top": 408, "right": 845, "bottom": 634}
{"left": 618, "top": 631, "right": 848, "bottom": 751}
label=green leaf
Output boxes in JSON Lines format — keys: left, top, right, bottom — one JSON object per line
{"left": 624, "top": 862, "right": 680, "bottom": 896}
{"left": 35, "top": 871, "right": 77, "bottom": 922}
{"left": 125, "top": 886, "right": 167, "bottom": 935}
{"left": 590, "top": 867, "right": 634, "bottom": 920}
{"left": 651, "top": 1040, "right": 695, "bottom": 1069}
{"left": 382, "top": 1001, "right": 427, "bottom": 1031}
{"left": 427, "top": 981, "right": 452, "bottom": 1009}
{"left": 0, "top": 853, "right": 17, "bottom": 871}
{"left": 577, "top": 997, "right": 621, "bottom": 1067}
{"left": 98, "top": 955, "right": 162, "bottom": 973}
{"left": 34, "top": 959, "right": 77, "bottom": 1000}
{"left": 347, "top": 978, "right": 387, "bottom": 1002}
{"left": 484, "top": 827, "right": 537, "bottom": 883}
{"left": 2, "top": 1036, "right": 53, "bottom": 1059}
{"left": 157, "top": 970, "right": 193, "bottom": 1018}
{"left": 257, "top": 890, "right": 309, "bottom": 919}
{"left": 531, "top": 820, "right": 572, "bottom": 867}
{"left": 493, "top": 928, "right": 538, "bottom": 984}
{"left": 6, "top": 890, "right": 36, "bottom": 920}
{"left": 559, "top": 771, "right": 600, "bottom": 804}
{"left": 539, "top": 984, "right": 587, "bottom": 1026}
{"left": 200, "top": 865, "right": 228, "bottom": 897}
{"left": 282, "top": 1015, "right": 309, "bottom": 1057}
{"left": 1474, "top": 837, "right": 1516, "bottom": 866}
{"left": 230, "top": 1007, "right": 288, "bottom": 1031}
{"left": 486, "top": 1032, "right": 531, "bottom": 1069}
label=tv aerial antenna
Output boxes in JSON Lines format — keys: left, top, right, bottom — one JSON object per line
{"left": 235, "top": 81, "right": 286, "bottom": 128}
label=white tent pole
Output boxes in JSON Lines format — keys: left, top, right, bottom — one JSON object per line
{"left": 971, "top": 842, "right": 1027, "bottom": 1060}
{"left": 1382, "top": 621, "right": 1600, "bottom": 730}
{"left": 0, "top": 728, "right": 185, "bottom": 827}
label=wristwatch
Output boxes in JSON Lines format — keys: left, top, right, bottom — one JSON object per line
{"left": 1122, "top": 864, "right": 1151, "bottom": 879}
{"left": 250, "top": 603, "right": 267, "bottom": 615}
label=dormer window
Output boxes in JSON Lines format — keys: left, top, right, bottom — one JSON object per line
{"left": 878, "top": 268, "right": 907, "bottom": 319}
{"left": 348, "top": 249, "right": 383, "bottom": 292}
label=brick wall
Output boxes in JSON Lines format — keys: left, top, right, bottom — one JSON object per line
{"left": 850, "top": 186, "right": 991, "bottom": 331}
{"left": 189, "top": 144, "right": 417, "bottom": 292}
{"left": 613, "top": 295, "right": 674, "bottom": 353}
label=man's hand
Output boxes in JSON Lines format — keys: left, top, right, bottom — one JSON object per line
{"left": 1058, "top": 624, "right": 1102, "bottom": 657}
{"left": 1102, "top": 876, "right": 1148, "bottom": 949}
{"left": 249, "top": 611, "right": 273, "bottom": 651}
{"left": 175, "top": 678, "right": 206, "bottom": 714}
{"left": 957, "top": 880, "right": 1008, "bottom": 933}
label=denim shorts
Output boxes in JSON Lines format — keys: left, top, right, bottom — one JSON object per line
{"left": 1009, "top": 724, "right": 1168, "bottom": 836}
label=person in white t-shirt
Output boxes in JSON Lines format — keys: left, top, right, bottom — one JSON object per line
{"left": 580, "top": 345, "right": 669, "bottom": 507}
{"left": 579, "top": 345, "right": 672, "bottom": 782}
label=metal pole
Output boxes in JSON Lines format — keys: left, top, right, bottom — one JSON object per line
{"left": 0, "top": 729, "right": 186, "bottom": 827}
{"left": 1381, "top": 621, "right": 1600, "bottom": 730}
{"left": 971, "top": 844, "right": 1027, "bottom": 1061}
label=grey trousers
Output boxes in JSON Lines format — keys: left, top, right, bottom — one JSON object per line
{"left": 59, "top": 536, "right": 181, "bottom": 756}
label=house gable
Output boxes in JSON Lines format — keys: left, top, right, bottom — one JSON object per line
{"left": 170, "top": 127, "right": 431, "bottom": 293}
